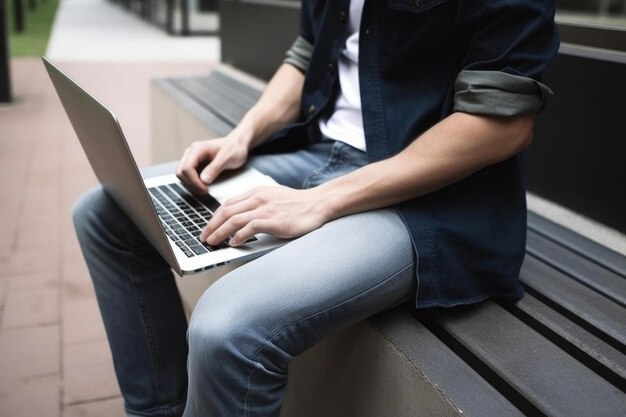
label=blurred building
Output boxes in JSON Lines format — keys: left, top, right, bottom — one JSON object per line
{"left": 110, "top": 0, "right": 220, "bottom": 35}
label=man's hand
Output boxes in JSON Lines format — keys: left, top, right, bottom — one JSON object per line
{"left": 200, "top": 186, "right": 330, "bottom": 247}
{"left": 176, "top": 137, "right": 249, "bottom": 194}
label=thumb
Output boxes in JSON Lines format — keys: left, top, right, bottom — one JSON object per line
{"left": 200, "top": 154, "right": 226, "bottom": 184}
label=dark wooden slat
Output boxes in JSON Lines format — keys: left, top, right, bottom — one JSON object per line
{"left": 185, "top": 75, "right": 258, "bottom": 110}
{"left": 521, "top": 255, "right": 626, "bottom": 350}
{"left": 153, "top": 80, "right": 234, "bottom": 137}
{"left": 526, "top": 230, "right": 626, "bottom": 308}
{"left": 212, "top": 70, "right": 263, "bottom": 101}
{"left": 427, "top": 302, "right": 626, "bottom": 417}
{"left": 171, "top": 79, "right": 247, "bottom": 127}
{"left": 507, "top": 293, "right": 626, "bottom": 387}
{"left": 527, "top": 211, "right": 626, "bottom": 278}
{"left": 372, "top": 310, "right": 524, "bottom": 417}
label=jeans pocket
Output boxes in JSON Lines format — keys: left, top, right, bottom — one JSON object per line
{"left": 388, "top": 0, "right": 451, "bottom": 13}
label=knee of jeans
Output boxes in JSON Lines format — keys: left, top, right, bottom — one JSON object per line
{"left": 188, "top": 301, "right": 248, "bottom": 364}
{"left": 72, "top": 186, "right": 104, "bottom": 237}
{"left": 72, "top": 186, "right": 125, "bottom": 239}
{"left": 187, "top": 289, "right": 283, "bottom": 377}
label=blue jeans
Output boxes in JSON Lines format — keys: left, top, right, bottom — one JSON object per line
{"left": 73, "top": 140, "right": 416, "bottom": 417}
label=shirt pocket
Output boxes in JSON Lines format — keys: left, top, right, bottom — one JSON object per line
{"left": 387, "top": 0, "right": 451, "bottom": 13}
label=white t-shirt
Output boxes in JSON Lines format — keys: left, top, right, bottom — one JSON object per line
{"left": 318, "top": 0, "right": 366, "bottom": 152}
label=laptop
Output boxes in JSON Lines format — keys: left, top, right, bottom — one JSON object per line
{"left": 43, "top": 57, "right": 285, "bottom": 276}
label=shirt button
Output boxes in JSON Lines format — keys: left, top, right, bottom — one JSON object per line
{"left": 327, "top": 62, "right": 335, "bottom": 73}
{"left": 338, "top": 11, "right": 347, "bottom": 23}
{"left": 365, "top": 29, "right": 371, "bottom": 35}
{"left": 308, "top": 104, "right": 317, "bottom": 114}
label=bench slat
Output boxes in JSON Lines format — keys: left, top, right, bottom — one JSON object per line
{"left": 185, "top": 75, "right": 259, "bottom": 110}
{"left": 212, "top": 70, "right": 263, "bottom": 102}
{"left": 172, "top": 78, "right": 249, "bottom": 128}
{"left": 526, "top": 230, "right": 626, "bottom": 308}
{"left": 528, "top": 211, "right": 626, "bottom": 278}
{"left": 372, "top": 310, "right": 525, "bottom": 417}
{"left": 521, "top": 255, "right": 626, "bottom": 349}
{"left": 426, "top": 302, "right": 626, "bottom": 417}
{"left": 508, "top": 293, "right": 626, "bottom": 385}
{"left": 154, "top": 79, "right": 233, "bottom": 137}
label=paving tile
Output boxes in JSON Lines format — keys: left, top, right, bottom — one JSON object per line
{"left": 1, "top": 287, "right": 60, "bottom": 329}
{"left": 2, "top": 247, "right": 61, "bottom": 276}
{"left": 0, "top": 325, "right": 61, "bottom": 381}
{"left": 63, "top": 340, "right": 121, "bottom": 404}
{"left": 8, "top": 270, "right": 60, "bottom": 291}
{"left": 62, "top": 242, "right": 86, "bottom": 266}
{"left": 0, "top": 277, "right": 7, "bottom": 309}
{"left": 62, "top": 297, "right": 107, "bottom": 345}
{"left": 14, "top": 226, "right": 63, "bottom": 251}
{"left": 61, "top": 261, "right": 97, "bottom": 301}
{"left": 0, "top": 236, "right": 13, "bottom": 260}
{"left": 0, "top": 375, "right": 61, "bottom": 417}
{"left": 63, "top": 396, "right": 125, "bottom": 417}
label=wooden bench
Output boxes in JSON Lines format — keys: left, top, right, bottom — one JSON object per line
{"left": 150, "top": 66, "right": 626, "bottom": 416}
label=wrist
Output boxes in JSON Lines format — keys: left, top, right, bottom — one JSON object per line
{"left": 310, "top": 183, "right": 349, "bottom": 225}
{"left": 228, "top": 123, "right": 256, "bottom": 150}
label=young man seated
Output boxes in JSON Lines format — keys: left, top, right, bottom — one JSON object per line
{"left": 73, "top": 1, "right": 559, "bottom": 416}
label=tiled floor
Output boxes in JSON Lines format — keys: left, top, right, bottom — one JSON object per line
{"left": 0, "top": 1, "right": 216, "bottom": 414}
{"left": 0, "top": 58, "right": 211, "bottom": 416}
{"left": 0, "top": 0, "right": 219, "bottom": 410}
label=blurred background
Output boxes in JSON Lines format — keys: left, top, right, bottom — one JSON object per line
{"left": 0, "top": 1, "right": 624, "bottom": 416}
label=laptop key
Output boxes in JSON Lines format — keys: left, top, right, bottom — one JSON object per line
{"left": 190, "top": 245, "right": 208, "bottom": 255}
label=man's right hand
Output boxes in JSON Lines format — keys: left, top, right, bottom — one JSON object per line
{"left": 176, "top": 137, "right": 249, "bottom": 195}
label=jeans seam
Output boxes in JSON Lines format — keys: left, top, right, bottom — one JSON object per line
{"left": 242, "top": 260, "right": 414, "bottom": 414}
{"left": 123, "top": 254, "right": 167, "bottom": 400}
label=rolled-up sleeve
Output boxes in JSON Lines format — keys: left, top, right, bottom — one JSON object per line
{"left": 454, "top": 70, "right": 553, "bottom": 116}
{"left": 283, "top": 0, "right": 315, "bottom": 73}
{"left": 453, "top": 0, "right": 560, "bottom": 116}
{"left": 284, "top": 36, "right": 314, "bottom": 73}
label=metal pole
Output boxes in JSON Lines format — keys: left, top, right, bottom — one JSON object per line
{"left": 181, "top": 0, "right": 190, "bottom": 36}
{"left": 13, "top": 0, "right": 25, "bottom": 33}
{"left": 166, "top": 0, "right": 174, "bottom": 34}
{"left": 1, "top": 0, "right": 12, "bottom": 103}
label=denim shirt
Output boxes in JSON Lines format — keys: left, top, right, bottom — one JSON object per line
{"left": 265, "top": 0, "right": 560, "bottom": 308}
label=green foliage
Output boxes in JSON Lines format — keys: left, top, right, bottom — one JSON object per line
{"left": 5, "top": 0, "right": 60, "bottom": 57}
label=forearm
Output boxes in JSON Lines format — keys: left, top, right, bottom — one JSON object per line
{"left": 230, "top": 64, "right": 305, "bottom": 150}
{"left": 316, "top": 112, "right": 535, "bottom": 220}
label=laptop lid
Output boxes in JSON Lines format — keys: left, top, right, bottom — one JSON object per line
{"left": 42, "top": 57, "right": 183, "bottom": 275}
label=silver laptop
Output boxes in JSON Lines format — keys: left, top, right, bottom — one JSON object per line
{"left": 43, "top": 57, "right": 285, "bottom": 276}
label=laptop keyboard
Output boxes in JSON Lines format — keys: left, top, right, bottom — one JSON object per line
{"left": 148, "top": 183, "right": 256, "bottom": 258}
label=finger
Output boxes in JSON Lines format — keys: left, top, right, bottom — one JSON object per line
{"left": 177, "top": 147, "right": 210, "bottom": 194}
{"left": 175, "top": 147, "right": 190, "bottom": 181}
{"left": 199, "top": 151, "right": 228, "bottom": 184}
{"left": 205, "top": 211, "right": 257, "bottom": 246}
{"left": 228, "top": 219, "right": 269, "bottom": 246}
{"left": 229, "top": 216, "right": 297, "bottom": 246}
{"left": 200, "top": 198, "right": 259, "bottom": 241}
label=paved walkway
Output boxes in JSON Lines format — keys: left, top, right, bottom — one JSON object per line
{"left": 47, "top": 0, "right": 220, "bottom": 61}
{"left": 0, "top": 0, "right": 217, "bottom": 415}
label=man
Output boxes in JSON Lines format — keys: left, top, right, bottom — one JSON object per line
{"left": 73, "top": 0, "right": 559, "bottom": 416}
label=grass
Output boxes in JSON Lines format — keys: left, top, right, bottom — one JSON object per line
{"left": 4, "top": 0, "right": 60, "bottom": 57}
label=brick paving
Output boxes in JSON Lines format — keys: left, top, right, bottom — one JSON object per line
{"left": 0, "top": 1, "right": 216, "bottom": 414}
{"left": 0, "top": 59, "right": 210, "bottom": 417}
{"left": 0, "top": 58, "right": 211, "bottom": 416}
